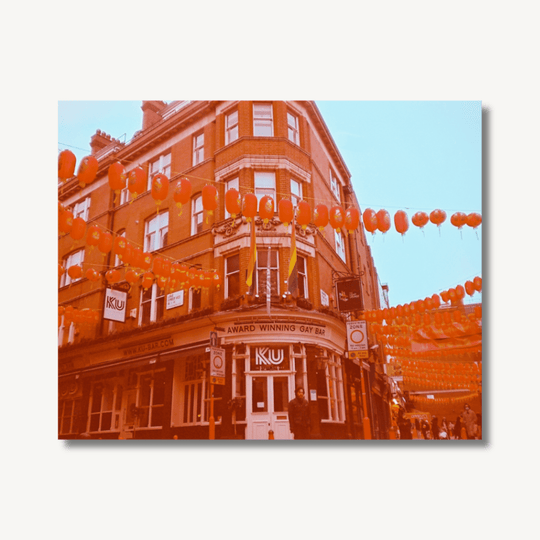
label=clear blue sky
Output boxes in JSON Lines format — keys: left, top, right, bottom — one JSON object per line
{"left": 58, "top": 100, "right": 482, "bottom": 307}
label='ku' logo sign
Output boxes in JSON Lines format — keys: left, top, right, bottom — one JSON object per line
{"left": 255, "top": 347, "right": 284, "bottom": 366}
{"left": 103, "top": 288, "right": 128, "bottom": 323}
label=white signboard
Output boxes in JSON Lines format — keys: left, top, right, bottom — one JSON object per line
{"left": 104, "top": 288, "right": 127, "bottom": 323}
{"left": 210, "top": 347, "right": 225, "bottom": 384}
{"left": 346, "top": 320, "right": 368, "bottom": 357}
{"left": 166, "top": 290, "right": 184, "bottom": 310}
{"left": 320, "top": 290, "right": 329, "bottom": 307}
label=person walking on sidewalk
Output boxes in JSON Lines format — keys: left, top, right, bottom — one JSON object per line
{"left": 288, "top": 388, "right": 311, "bottom": 440}
{"left": 462, "top": 403, "right": 478, "bottom": 439}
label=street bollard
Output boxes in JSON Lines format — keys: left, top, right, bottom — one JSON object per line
{"left": 268, "top": 430, "right": 274, "bottom": 440}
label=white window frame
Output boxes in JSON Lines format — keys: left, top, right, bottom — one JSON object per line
{"left": 256, "top": 249, "right": 279, "bottom": 297}
{"left": 148, "top": 152, "right": 171, "bottom": 190}
{"left": 287, "top": 112, "right": 300, "bottom": 145}
{"left": 225, "top": 110, "right": 239, "bottom": 144}
{"left": 180, "top": 355, "right": 223, "bottom": 426}
{"left": 253, "top": 103, "right": 273, "bottom": 137}
{"left": 330, "top": 170, "right": 341, "bottom": 203}
{"left": 191, "top": 195, "right": 203, "bottom": 235}
{"left": 139, "top": 283, "right": 165, "bottom": 325}
{"left": 254, "top": 171, "right": 276, "bottom": 207}
{"left": 144, "top": 211, "right": 169, "bottom": 252}
{"left": 59, "top": 399, "right": 79, "bottom": 436}
{"left": 298, "top": 255, "right": 308, "bottom": 299}
{"left": 193, "top": 132, "right": 204, "bottom": 166}
{"left": 225, "top": 177, "right": 239, "bottom": 218}
{"left": 72, "top": 196, "right": 91, "bottom": 220}
{"left": 134, "top": 370, "right": 166, "bottom": 429}
{"left": 60, "top": 249, "right": 85, "bottom": 287}
{"left": 114, "top": 230, "right": 126, "bottom": 267}
{"left": 335, "top": 230, "right": 346, "bottom": 262}
{"left": 291, "top": 178, "right": 303, "bottom": 206}
{"left": 88, "top": 381, "right": 124, "bottom": 434}
{"left": 318, "top": 352, "right": 345, "bottom": 423}
{"left": 225, "top": 253, "right": 240, "bottom": 298}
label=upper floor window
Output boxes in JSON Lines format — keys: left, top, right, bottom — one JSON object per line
{"left": 291, "top": 178, "right": 303, "bottom": 206}
{"left": 148, "top": 152, "right": 171, "bottom": 190}
{"left": 257, "top": 249, "right": 279, "bottom": 297}
{"left": 225, "top": 110, "right": 239, "bottom": 144}
{"left": 225, "top": 254, "right": 240, "bottom": 297}
{"left": 192, "top": 195, "right": 203, "bottom": 235}
{"left": 298, "top": 255, "right": 308, "bottom": 298}
{"left": 60, "top": 249, "right": 85, "bottom": 287}
{"left": 225, "top": 177, "right": 239, "bottom": 219}
{"left": 72, "top": 196, "right": 91, "bottom": 221}
{"left": 330, "top": 170, "right": 341, "bottom": 203}
{"left": 254, "top": 171, "right": 276, "bottom": 206}
{"left": 253, "top": 103, "right": 273, "bottom": 137}
{"left": 287, "top": 112, "right": 300, "bottom": 144}
{"left": 193, "top": 132, "right": 204, "bottom": 166}
{"left": 144, "top": 211, "right": 169, "bottom": 252}
{"left": 114, "top": 229, "right": 125, "bottom": 267}
{"left": 189, "top": 287, "right": 201, "bottom": 311}
{"left": 335, "top": 230, "right": 346, "bottom": 262}
{"left": 140, "top": 283, "right": 165, "bottom": 325}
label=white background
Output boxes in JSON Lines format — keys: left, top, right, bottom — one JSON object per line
{"left": 3, "top": 2, "right": 538, "bottom": 539}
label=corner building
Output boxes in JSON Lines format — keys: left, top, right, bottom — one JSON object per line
{"left": 58, "top": 101, "right": 387, "bottom": 440}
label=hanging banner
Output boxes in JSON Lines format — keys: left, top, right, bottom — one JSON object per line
{"left": 336, "top": 279, "right": 363, "bottom": 312}
{"left": 103, "top": 288, "right": 127, "bottom": 323}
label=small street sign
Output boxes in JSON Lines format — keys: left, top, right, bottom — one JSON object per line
{"left": 210, "top": 346, "right": 225, "bottom": 384}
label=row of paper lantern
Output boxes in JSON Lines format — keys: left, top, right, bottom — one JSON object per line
{"left": 362, "top": 208, "right": 481, "bottom": 235}
{"left": 403, "top": 377, "right": 481, "bottom": 392}
{"left": 59, "top": 260, "right": 223, "bottom": 292}
{"left": 59, "top": 151, "right": 361, "bottom": 232}
{"left": 58, "top": 305, "right": 100, "bottom": 326}
{"left": 60, "top": 150, "right": 482, "bottom": 236}
{"left": 364, "top": 278, "right": 482, "bottom": 324}
{"left": 410, "top": 392, "right": 480, "bottom": 407}
{"left": 400, "top": 359, "right": 481, "bottom": 373}
{"left": 386, "top": 345, "right": 482, "bottom": 361}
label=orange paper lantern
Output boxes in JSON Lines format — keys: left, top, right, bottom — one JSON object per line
{"left": 363, "top": 208, "right": 378, "bottom": 233}
{"left": 430, "top": 209, "right": 447, "bottom": 227}
{"left": 466, "top": 213, "right": 482, "bottom": 228}
{"left": 345, "top": 207, "right": 360, "bottom": 233}
{"left": 151, "top": 173, "right": 169, "bottom": 209}
{"left": 105, "top": 269, "right": 121, "bottom": 284}
{"left": 127, "top": 166, "right": 146, "bottom": 199}
{"left": 98, "top": 232, "right": 113, "bottom": 256}
{"left": 77, "top": 155, "right": 98, "bottom": 188}
{"left": 243, "top": 193, "right": 258, "bottom": 222}
{"left": 412, "top": 211, "right": 429, "bottom": 229}
{"left": 108, "top": 161, "right": 127, "bottom": 196}
{"left": 68, "top": 265, "right": 83, "bottom": 281}
{"left": 225, "top": 188, "right": 242, "bottom": 219}
{"left": 394, "top": 210, "right": 409, "bottom": 235}
{"left": 59, "top": 210, "right": 74, "bottom": 234}
{"left": 473, "top": 276, "right": 482, "bottom": 291}
{"left": 278, "top": 199, "right": 294, "bottom": 228}
{"left": 451, "top": 212, "right": 468, "bottom": 229}
{"left": 376, "top": 209, "right": 391, "bottom": 233}
{"left": 85, "top": 268, "right": 101, "bottom": 282}
{"left": 314, "top": 204, "right": 329, "bottom": 231}
{"left": 297, "top": 201, "right": 312, "bottom": 229}
{"left": 202, "top": 184, "right": 218, "bottom": 216}
{"left": 86, "top": 224, "right": 101, "bottom": 247}
{"left": 329, "top": 205, "right": 344, "bottom": 233}
{"left": 259, "top": 195, "right": 274, "bottom": 223}
{"left": 70, "top": 217, "right": 86, "bottom": 241}
{"left": 174, "top": 178, "right": 192, "bottom": 215}
{"left": 58, "top": 149, "right": 76, "bottom": 181}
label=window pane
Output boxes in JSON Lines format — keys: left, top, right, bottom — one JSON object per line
{"left": 227, "top": 254, "right": 239, "bottom": 273}
{"left": 273, "top": 377, "right": 289, "bottom": 413}
{"left": 252, "top": 377, "right": 267, "bottom": 412}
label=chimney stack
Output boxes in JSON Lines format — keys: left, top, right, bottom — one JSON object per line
{"left": 141, "top": 101, "right": 167, "bottom": 130}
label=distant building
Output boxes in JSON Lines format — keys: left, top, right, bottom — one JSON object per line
{"left": 58, "top": 101, "right": 392, "bottom": 439}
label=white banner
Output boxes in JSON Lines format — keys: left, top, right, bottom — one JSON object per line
{"left": 103, "top": 288, "right": 127, "bottom": 323}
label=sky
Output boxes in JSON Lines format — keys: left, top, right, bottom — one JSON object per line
{"left": 58, "top": 100, "right": 482, "bottom": 308}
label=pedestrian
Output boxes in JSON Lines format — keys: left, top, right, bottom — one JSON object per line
{"left": 288, "top": 387, "right": 311, "bottom": 440}
{"left": 448, "top": 419, "right": 455, "bottom": 439}
{"left": 431, "top": 415, "right": 440, "bottom": 440}
{"left": 440, "top": 417, "right": 449, "bottom": 439}
{"left": 453, "top": 416, "right": 462, "bottom": 439}
{"left": 397, "top": 411, "right": 412, "bottom": 439}
{"left": 462, "top": 403, "right": 478, "bottom": 440}
{"left": 421, "top": 420, "right": 430, "bottom": 439}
